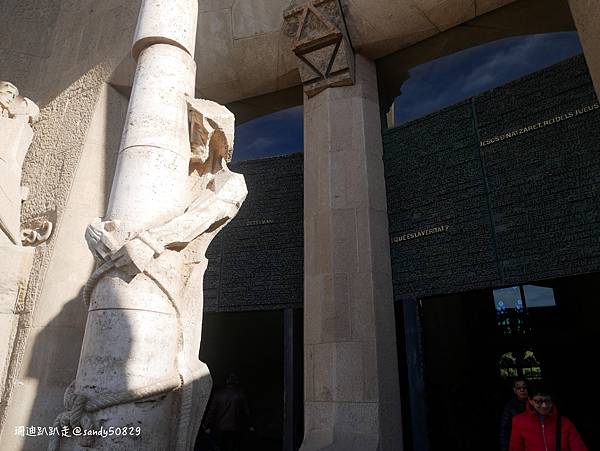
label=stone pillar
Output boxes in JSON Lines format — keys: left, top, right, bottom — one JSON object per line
{"left": 569, "top": 0, "right": 600, "bottom": 95}
{"left": 50, "top": 1, "right": 247, "bottom": 450}
{"left": 56, "top": 4, "right": 198, "bottom": 450}
{"left": 301, "top": 54, "right": 403, "bottom": 450}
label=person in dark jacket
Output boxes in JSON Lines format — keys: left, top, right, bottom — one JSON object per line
{"left": 500, "top": 377, "right": 529, "bottom": 451}
{"left": 203, "top": 373, "right": 252, "bottom": 451}
{"left": 509, "top": 383, "right": 588, "bottom": 451}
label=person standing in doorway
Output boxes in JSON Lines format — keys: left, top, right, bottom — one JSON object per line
{"left": 203, "top": 373, "right": 253, "bottom": 451}
{"left": 500, "top": 377, "right": 529, "bottom": 451}
{"left": 509, "top": 382, "right": 588, "bottom": 451}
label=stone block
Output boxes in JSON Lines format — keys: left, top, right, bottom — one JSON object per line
{"left": 328, "top": 98, "right": 355, "bottom": 153}
{"left": 322, "top": 274, "right": 351, "bottom": 342}
{"left": 331, "top": 208, "right": 358, "bottom": 273}
{"left": 313, "top": 342, "right": 335, "bottom": 401}
{"left": 304, "top": 344, "right": 315, "bottom": 401}
{"left": 304, "top": 275, "right": 324, "bottom": 344}
{"left": 231, "top": 32, "right": 279, "bottom": 98}
{"left": 334, "top": 401, "right": 378, "bottom": 436}
{"left": 303, "top": 400, "right": 335, "bottom": 434}
{"left": 132, "top": 0, "right": 198, "bottom": 59}
{"left": 418, "top": 0, "right": 476, "bottom": 32}
{"left": 334, "top": 341, "right": 364, "bottom": 401}
{"left": 0, "top": 313, "right": 19, "bottom": 395}
{"left": 368, "top": 209, "right": 393, "bottom": 275}
{"left": 0, "top": 245, "right": 35, "bottom": 314}
{"left": 316, "top": 153, "right": 331, "bottom": 210}
{"left": 349, "top": 273, "right": 376, "bottom": 342}
{"left": 362, "top": 340, "right": 378, "bottom": 401}
{"left": 476, "top": 0, "right": 518, "bottom": 16}
{"left": 196, "top": 8, "right": 237, "bottom": 86}
{"left": 232, "top": 0, "right": 287, "bottom": 39}
{"left": 198, "top": 0, "right": 234, "bottom": 13}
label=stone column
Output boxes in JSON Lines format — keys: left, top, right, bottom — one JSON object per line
{"left": 55, "top": 3, "right": 198, "bottom": 450}
{"left": 301, "top": 54, "right": 403, "bottom": 450}
{"left": 50, "top": 1, "right": 247, "bottom": 450}
{"left": 569, "top": 0, "right": 600, "bottom": 95}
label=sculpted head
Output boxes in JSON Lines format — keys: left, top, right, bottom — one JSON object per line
{"left": 0, "top": 81, "right": 39, "bottom": 124}
{"left": 188, "top": 98, "right": 234, "bottom": 164}
{"left": 0, "top": 81, "right": 18, "bottom": 110}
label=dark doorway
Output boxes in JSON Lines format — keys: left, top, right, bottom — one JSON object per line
{"left": 199, "top": 310, "right": 284, "bottom": 451}
{"left": 415, "top": 272, "right": 599, "bottom": 451}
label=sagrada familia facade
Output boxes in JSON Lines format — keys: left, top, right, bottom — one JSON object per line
{"left": 1, "top": 0, "right": 598, "bottom": 450}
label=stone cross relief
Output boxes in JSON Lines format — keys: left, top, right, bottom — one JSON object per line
{"left": 0, "top": 81, "right": 52, "bottom": 247}
{"left": 49, "top": 99, "right": 247, "bottom": 451}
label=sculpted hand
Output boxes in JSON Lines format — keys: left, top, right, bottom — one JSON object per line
{"left": 85, "top": 219, "right": 128, "bottom": 262}
{"left": 111, "top": 237, "right": 156, "bottom": 276}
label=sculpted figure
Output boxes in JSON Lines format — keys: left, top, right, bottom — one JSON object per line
{"left": 0, "top": 81, "right": 40, "bottom": 246}
{"left": 85, "top": 98, "right": 243, "bottom": 278}
{"left": 50, "top": 99, "right": 247, "bottom": 451}
{"left": 0, "top": 81, "right": 39, "bottom": 123}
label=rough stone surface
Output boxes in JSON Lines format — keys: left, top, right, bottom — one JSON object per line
{"left": 383, "top": 56, "right": 600, "bottom": 300}
{"left": 0, "top": 66, "right": 122, "bottom": 450}
{"left": 0, "top": 83, "right": 129, "bottom": 451}
{"left": 0, "top": 1, "right": 139, "bottom": 446}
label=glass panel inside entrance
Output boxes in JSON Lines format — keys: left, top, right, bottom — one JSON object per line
{"left": 415, "top": 272, "right": 599, "bottom": 451}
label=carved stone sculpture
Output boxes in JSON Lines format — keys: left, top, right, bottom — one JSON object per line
{"left": 0, "top": 81, "right": 40, "bottom": 246}
{"left": 0, "top": 82, "right": 42, "bottom": 415}
{"left": 283, "top": 0, "right": 355, "bottom": 97}
{"left": 50, "top": 1, "right": 247, "bottom": 450}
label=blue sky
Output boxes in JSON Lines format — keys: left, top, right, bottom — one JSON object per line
{"left": 394, "top": 32, "right": 583, "bottom": 124}
{"left": 232, "top": 32, "right": 583, "bottom": 161}
{"left": 233, "top": 105, "right": 303, "bottom": 161}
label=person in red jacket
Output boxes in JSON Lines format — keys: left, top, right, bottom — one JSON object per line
{"left": 509, "top": 383, "right": 588, "bottom": 451}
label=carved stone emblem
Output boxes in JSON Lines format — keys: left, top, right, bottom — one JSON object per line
{"left": 283, "top": 0, "right": 355, "bottom": 97}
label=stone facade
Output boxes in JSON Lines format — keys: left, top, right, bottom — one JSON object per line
{"left": 0, "top": 0, "right": 599, "bottom": 450}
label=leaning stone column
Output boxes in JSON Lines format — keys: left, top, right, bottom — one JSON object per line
{"left": 51, "top": 1, "right": 247, "bottom": 450}
{"left": 284, "top": 2, "right": 404, "bottom": 449}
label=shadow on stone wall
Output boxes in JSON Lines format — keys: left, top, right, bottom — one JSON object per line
{"left": 22, "top": 291, "right": 86, "bottom": 450}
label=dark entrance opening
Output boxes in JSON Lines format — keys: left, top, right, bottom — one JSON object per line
{"left": 416, "top": 272, "right": 599, "bottom": 451}
{"left": 200, "top": 310, "right": 283, "bottom": 450}
{"left": 198, "top": 309, "right": 303, "bottom": 451}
